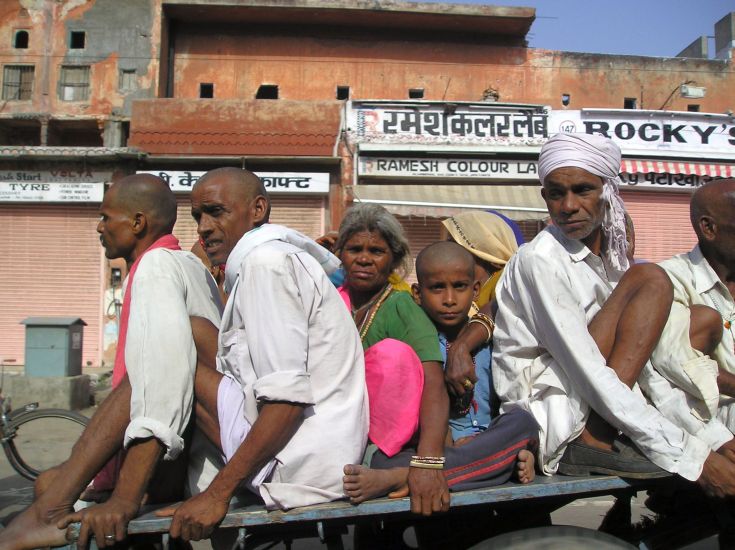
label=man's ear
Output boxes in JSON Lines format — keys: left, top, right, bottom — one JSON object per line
{"left": 698, "top": 215, "right": 717, "bottom": 242}
{"left": 252, "top": 195, "right": 269, "bottom": 225}
{"left": 131, "top": 212, "right": 147, "bottom": 235}
{"left": 472, "top": 279, "right": 481, "bottom": 299}
{"left": 411, "top": 283, "right": 422, "bottom": 306}
{"left": 540, "top": 187, "right": 547, "bottom": 201}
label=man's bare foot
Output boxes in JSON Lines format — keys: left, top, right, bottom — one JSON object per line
{"left": 578, "top": 411, "right": 617, "bottom": 452}
{"left": 33, "top": 465, "right": 64, "bottom": 499}
{"left": 516, "top": 450, "right": 535, "bottom": 484}
{"left": 342, "top": 464, "right": 408, "bottom": 504}
{"left": 0, "top": 501, "right": 71, "bottom": 550}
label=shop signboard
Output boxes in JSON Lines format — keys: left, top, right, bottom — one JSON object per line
{"left": 549, "top": 110, "right": 735, "bottom": 157}
{"left": 348, "top": 101, "right": 549, "bottom": 146}
{"left": 620, "top": 173, "right": 711, "bottom": 190}
{"left": 358, "top": 156, "right": 717, "bottom": 191}
{"left": 140, "top": 171, "right": 330, "bottom": 194}
{"left": 358, "top": 157, "right": 539, "bottom": 179}
{"left": 0, "top": 181, "right": 104, "bottom": 202}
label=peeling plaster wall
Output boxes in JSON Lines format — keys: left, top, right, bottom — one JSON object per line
{"left": 0, "top": 0, "right": 161, "bottom": 121}
{"left": 171, "top": 22, "right": 734, "bottom": 113}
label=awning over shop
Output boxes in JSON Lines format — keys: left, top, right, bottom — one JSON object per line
{"left": 129, "top": 99, "right": 342, "bottom": 157}
{"left": 621, "top": 160, "right": 735, "bottom": 178}
{"left": 352, "top": 184, "right": 548, "bottom": 220}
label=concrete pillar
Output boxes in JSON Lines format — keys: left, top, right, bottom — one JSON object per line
{"left": 715, "top": 12, "right": 735, "bottom": 59}
{"left": 676, "top": 36, "right": 708, "bottom": 58}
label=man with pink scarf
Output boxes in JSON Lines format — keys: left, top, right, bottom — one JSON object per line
{"left": 492, "top": 133, "right": 735, "bottom": 496}
{"left": 0, "top": 174, "right": 223, "bottom": 549}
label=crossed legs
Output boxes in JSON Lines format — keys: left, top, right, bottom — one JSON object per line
{"left": 580, "top": 263, "right": 674, "bottom": 451}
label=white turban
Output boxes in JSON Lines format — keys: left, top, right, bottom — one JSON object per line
{"left": 538, "top": 133, "right": 630, "bottom": 272}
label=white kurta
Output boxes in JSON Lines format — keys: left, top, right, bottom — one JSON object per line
{"left": 123, "top": 249, "right": 223, "bottom": 459}
{"left": 655, "top": 246, "right": 735, "bottom": 431}
{"left": 493, "top": 226, "right": 710, "bottom": 481}
{"left": 218, "top": 237, "right": 369, "bottom": 510}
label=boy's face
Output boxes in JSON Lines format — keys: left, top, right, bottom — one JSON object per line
{"left": 412, "top": 263, "right": 479, "bottom": 332}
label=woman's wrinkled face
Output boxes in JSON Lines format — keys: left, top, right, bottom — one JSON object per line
{"left": 340, "top": 230, "right": 395, "bottom": 295}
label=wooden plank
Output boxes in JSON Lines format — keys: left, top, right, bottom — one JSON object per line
{"left": 120, "top": 475, "right": 668, "bottom": 535}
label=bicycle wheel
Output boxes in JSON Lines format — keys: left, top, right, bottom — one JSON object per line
{"left": 3, "top": 408, "right": 89, "bottom": 481}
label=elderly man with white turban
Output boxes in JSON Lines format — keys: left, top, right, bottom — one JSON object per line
{"left": 489, "top": 132, "right": 735, "bottom": 496}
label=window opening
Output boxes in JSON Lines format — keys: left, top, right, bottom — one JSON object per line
{"left": 624, "top": 97, "right": 637, "bottom": 109}
{"left": 199, "top": 83, "right": 214, "bottom": 98}
{"left": 2, "top": 65, "right": 34, "bottom": 100}
{"left": 58, "top": 65, "right": 90, "bottom": 101}
{"left": 336, "top": 86, "right": 350, "bottom": 100}
{"left": 13, "top": 30, "right": 29, "bottom": 49}
{"left": 70, "top": 31, "right": 85, "bottom": 49}
{"left": 408, "top": 88, "right": 424, "bottom": 99}
{"left": 256, "top": 84, "right": 278, "bottom": 99}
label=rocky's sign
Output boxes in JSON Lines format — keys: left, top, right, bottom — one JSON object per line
{"left": 550, "top": 110, "right": 735, "bottom": 157}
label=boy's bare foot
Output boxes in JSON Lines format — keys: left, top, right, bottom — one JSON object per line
{"left": 342, "top": 464, "right": 408, "bottom": 504}
{"left": 0, "top": 500, "right": 71, "bottom": 550}
{"left": 516, "top": 449, "right": 535, "bottom": 484}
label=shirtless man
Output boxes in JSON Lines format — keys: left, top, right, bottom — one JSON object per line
{"left": 156, "top": 168, "right": 368, "bottom": 541}
{"left": 451, "top": 133, "right": 735, "bottom": 497}
{"left": 0, "top": 174, "right": 222, "bottom": 549}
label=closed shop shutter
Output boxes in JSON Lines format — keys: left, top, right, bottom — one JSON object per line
{"left": 398, "top": 215, "right": 444, "bottom": 284}
{"left": 621, "top": 190, "right": 696, "bottom": 263}
{"left": 0, "top": 205, "right": 102, "bottom": 367}
{"left": 173, "top": 196, "right": 326, "bottom": 249}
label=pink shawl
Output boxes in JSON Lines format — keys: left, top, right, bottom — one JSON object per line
{"left": 338, "top": 286, "right": 423, "bottom": 457}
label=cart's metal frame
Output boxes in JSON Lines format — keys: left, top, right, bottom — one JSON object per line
{"left": 64, "top": 473, "right": 733, "bottom": 549}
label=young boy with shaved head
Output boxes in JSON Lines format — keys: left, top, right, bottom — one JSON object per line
{"left": 343, "top": 241, "right": 538, "bottom": 504}
{"left": 0, "top": 174, "right": 223, "bottom": 549}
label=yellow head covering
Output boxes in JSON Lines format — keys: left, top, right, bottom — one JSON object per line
{"left": 442, "top": 211, "right": 518, "bottom": 266}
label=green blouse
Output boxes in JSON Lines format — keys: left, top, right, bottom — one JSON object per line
{"left": 361, "top": 291, "right": 442, "bottom": 363}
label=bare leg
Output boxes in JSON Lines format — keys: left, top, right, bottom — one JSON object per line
{"left": 581, "top": 264, "right": 674, "bottom": 451}
{"left": 0, "top": 316, "right": 222, "bottom": 549}
{"left": 689, "top": 304, "right": 723, "bottom": 356}
{"left": 0, "top": 378, "right": 132, "bottom": 549}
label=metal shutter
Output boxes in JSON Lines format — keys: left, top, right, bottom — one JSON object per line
{"left": 397, "top": 215, "right": 444, "bottom": 284}
{"left": 0, "top": 205, "right": 102, "bottom": 367}
{"left": 621, "top": 191, "right": 696, "bottom": 263}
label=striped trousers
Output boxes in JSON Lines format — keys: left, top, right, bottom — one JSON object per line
{"left": 371, "top": 407, "right": 539, "bottom": 491}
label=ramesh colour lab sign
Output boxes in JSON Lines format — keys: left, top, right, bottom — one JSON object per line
{"left": 359, "top": 157, "right": 538, "bottom": 179}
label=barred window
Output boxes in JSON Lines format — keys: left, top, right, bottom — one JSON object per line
{"left": 58, "top": 65, "right": 90, "bottom": 101}
{"left": 119, "top": 69, "right": 136, "bottom": 92}
{"left": 2, "top": 65, "right": 34, "bottom": 100}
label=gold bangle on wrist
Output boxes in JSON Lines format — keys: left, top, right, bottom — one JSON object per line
{"left": 409, "top": 460, "right": 444, "bottom": 470}
{"left": 468, "top": 317, "right": 493, "bottom": 344}
{"left": 409, "top": 455, "right": 446, "bottom": 469}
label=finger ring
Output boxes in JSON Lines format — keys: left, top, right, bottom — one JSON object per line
{"left": 105, "top": 534, "right": 115, "bottom": 541}
{"left": 462, "top": 378, "right": 474, "bottom": 390}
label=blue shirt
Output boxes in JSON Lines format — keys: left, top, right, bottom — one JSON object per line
{"left": 439, "top": 333, "right": 493, "bottom": 440}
